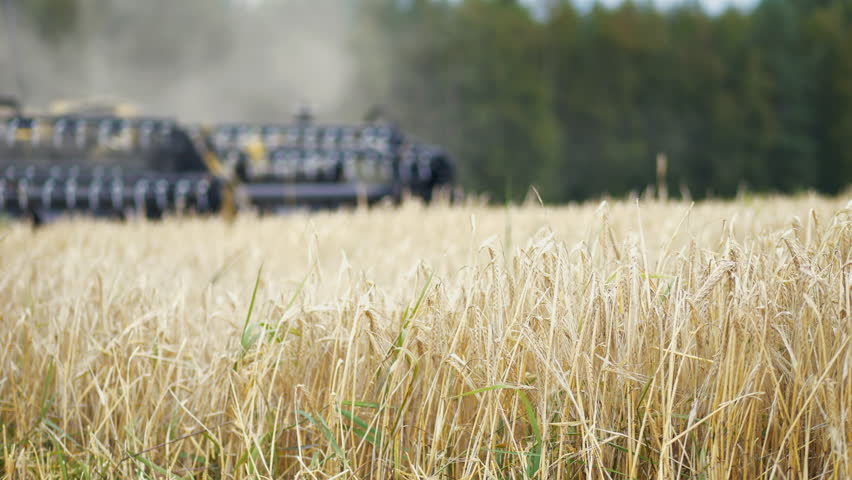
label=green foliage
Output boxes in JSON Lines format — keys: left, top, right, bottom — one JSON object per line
{"left": 18, "top": 0, "right": 80, "bottom": 41}
{"left": 362, "top": 0, "right": 852, "bottom": 201}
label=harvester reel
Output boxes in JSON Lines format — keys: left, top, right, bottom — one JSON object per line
{"left": 1, "top": 107, "right": 454, "bottom": 221}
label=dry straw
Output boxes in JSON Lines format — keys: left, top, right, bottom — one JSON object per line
{"left": 0, "top": 194, "right": 849, "bottom": 479}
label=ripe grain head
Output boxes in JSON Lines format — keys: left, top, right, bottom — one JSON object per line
{"left": 0, "top": 194, "right": 849, "bottom": 479}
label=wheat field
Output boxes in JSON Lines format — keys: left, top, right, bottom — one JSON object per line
{"left": 0, "top": 195, "right": 850, "bottom": 479}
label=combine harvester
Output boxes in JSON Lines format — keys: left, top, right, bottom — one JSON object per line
{"left": 213, "top": 106, "right": 454, "bottom": 212}
{"left": 0, "top": 97, "right": 454, "bottom": 222}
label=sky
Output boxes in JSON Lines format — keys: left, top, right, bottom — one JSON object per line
{"left": 531, "top": 0, "right": 759, "bottom": 15}
{"left": 600, "top": 0, "right": 757, "bottom": 13}
{"left": 235, "top": 0, "right": 761, "bottom": 15}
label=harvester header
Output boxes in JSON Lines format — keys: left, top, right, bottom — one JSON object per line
{"left": 0, "top": 98, "right": 454, "bottom": 221}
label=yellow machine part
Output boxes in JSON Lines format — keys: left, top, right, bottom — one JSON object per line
{"left": 7, "top": 122, "right": 50, "bottom": 144}
{"left": 15, "top": 128, "right": 30, "bottom": 142}
{"left": 185, "top": 125, "right": 227, "bottom": 177}
{"left": 244, "top": 137, "right": 267, "bottom": 167}
{"left": 49, "top": 97, "right": 140, "bottom": 117}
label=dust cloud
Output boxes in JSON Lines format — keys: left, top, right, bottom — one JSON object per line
{"left": 0, "top": 0, "right": 379, "bottom": 123}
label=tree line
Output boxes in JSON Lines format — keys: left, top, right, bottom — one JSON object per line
{"left": 361, "top": 0, "right": 852, "bottom": 201}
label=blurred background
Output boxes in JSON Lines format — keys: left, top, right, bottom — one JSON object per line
{"left": 1, "top": 0, "right": 850, "bottom": 203}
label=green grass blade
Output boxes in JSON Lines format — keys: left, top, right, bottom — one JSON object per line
{"left": 134, "top": 455, "right": 188, "bottom": 480}
{"left": 602, "top": 465, "right": 634, "bottom": 478}
{"left": 39, "top": 359, "right": 55, "bottom": 422}
{"left": 450, "top": 384, "right": 531, "bottom": 399}
{"left": 57, "top": 451, "right": 68, "bottom": 480}
{"left": 636, "top": 369, "right": 655, "bottom": 410}
{"left": 340, "top": 401, "right": 384, "bottom": 409}
{"left": 240, "top": 264, "right": 264, "bottom": 352}
{"left": 518, "top": 391, "right": 542, "bottom": 478}
{"left": 408, "top": 271, "right": 434, "bottom": 320}
{"left": 297, "top": 410, "right": 350, "bottom": 471}
{"left": 390, "top": 271, "right": 434, "bottom": 356}
{"left": 339, "top": 408, "right": 383, "bottom": 446}
{"left": 283, "top": 267, "right": 311, "bottom": 314}
{"left": 605, "top": 441, "right": 657, "bottom": 466}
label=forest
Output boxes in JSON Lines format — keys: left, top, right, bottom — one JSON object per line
{"left": 3, "top": 0, "right": 852, "bottom": 202}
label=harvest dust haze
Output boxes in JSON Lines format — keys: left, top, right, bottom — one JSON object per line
{"left": 0, "top": 0, "right": 371, "bottom": 122}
